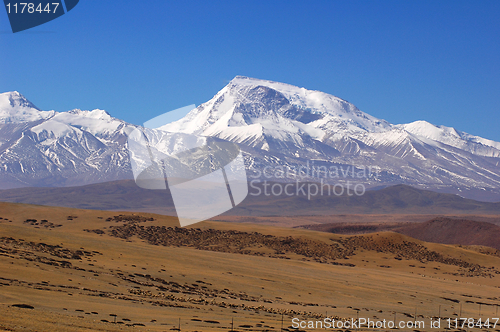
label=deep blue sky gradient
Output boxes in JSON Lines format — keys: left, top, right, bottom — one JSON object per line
{"left": 1, "top": 0, "right": 499, "bottom": 140}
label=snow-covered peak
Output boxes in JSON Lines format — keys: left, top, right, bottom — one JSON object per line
{"left": 229, "top": 76, "right": 310, "bottom": 96}
{"left": 402, "top": 120, "right": 459, "bottom": 139}
{"left": 47, "top": 108, "right": 125, "bottom": 138}
{"left": 401, "top": 120, "right": 500, "bottom": 156}
{"left": 227, "top": 76, "right": 390, "bottom": 129}
{"left": 0, "top": 91, "right": 56, "bottom": 123}
{"left": 159, "top": 76, "right": 392, "bottom": 150}
{"left": 2, "top": 91, "right": 37, "bottom": 109}
{"left": 157, "top": 77, "right": 500, "bottom": 161}
{"left": 67, "top": 108, "right": 112, "bottom": 120}
{"left": 0, "top": 91, "right": 127, "bottom": 143}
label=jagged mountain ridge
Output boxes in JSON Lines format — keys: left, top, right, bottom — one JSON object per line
{"left": 0, "top": 91, "right": 55, "bottom": 123}
{"left": 1, "top": 76, "right": 500, "bottom": 201}
{"left": 0, "top": 92, "right": 132, "bottom": 188}
{"left": 160, "top": 76, "right": 500, "bottom": 201}
{"left": 161, "top": 76, "right": 500, "bottom": 156}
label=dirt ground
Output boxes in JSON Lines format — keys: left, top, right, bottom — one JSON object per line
{"left": 0, "top": 202, "right": 499, "bottom": 332}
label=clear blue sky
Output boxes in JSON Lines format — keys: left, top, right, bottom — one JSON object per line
{"left": 1, "top": 0, "right": 499, "bottom": 141}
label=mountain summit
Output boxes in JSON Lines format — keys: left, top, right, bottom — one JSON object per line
{"left": 0, "top": 91, "right": 56, "bottom": 123}
{"left": 160, "top": 76, "right": 391, "bottom": 154}
{"left": 0, "top": 91, "right": 131, "bottom": 189}
{"left": 1, "top": 78, "right": 500, "bottom": 201}
{"left": 161, "top": 77, "right": 500, "bottom": 156}
{"left": 160, "top": 76, "right": 500, "bottom": 200}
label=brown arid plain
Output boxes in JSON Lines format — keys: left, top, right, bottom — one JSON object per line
{"left": 0, "top": 202, "right": 500, "bottom": 332}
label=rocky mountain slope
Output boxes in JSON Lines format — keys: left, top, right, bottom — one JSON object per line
{"left": 0, "top": 91, "right": 132, "bottom": 188}
{"left": 160, "top": 76, "right": 500, "bottom": 201}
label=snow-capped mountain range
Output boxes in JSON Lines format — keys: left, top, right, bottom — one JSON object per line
{"left": 1, "top": 76, "right": 500, "bottom": 201}
{"left": 0, "top": 91, "right": 132, "bottom": 188}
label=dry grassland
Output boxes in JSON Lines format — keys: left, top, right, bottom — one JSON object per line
{"left": 0, "top": 202, "right": 499, "bottom": 331}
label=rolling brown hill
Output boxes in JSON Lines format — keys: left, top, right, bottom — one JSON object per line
{"left": 1, "top": 180, "right": 500, "bottom": 216}
{"left": 299, "top": 217, "right": 500, "bottom": 251}
{"left": 233, "top": 183, "right": 500, "bottom": 216}
{"left": 392, "top": 217, "right": 500, "bottom": 250}
{"left": 0, "top": 179, "right": 178, "bottom": 215}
